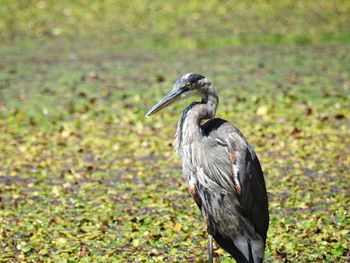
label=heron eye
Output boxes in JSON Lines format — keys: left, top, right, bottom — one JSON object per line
{"left": 184, "top": 83, "right": 191, "bottom": 89}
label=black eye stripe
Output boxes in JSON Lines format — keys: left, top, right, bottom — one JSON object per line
{"left": 184, "top": 73, "right": 205, "bottom": 83}
{"left": 178, "top": 73, "right": 205, "bottom": 91}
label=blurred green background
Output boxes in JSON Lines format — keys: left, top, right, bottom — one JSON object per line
{"left": 0, "top": 1, "right": 349, "bottom": 262}
{"left": 1, "top": 0, "right": 350, "bottom": 46}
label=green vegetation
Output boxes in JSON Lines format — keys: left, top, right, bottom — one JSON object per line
{"left": 1, "top": 0, "right": 350, "bottom": 47}
{"left": 0, "top": 1, "right": 349, "bottom": 262}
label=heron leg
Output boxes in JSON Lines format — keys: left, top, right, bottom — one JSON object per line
{"left": 208, "top": 234, "right": 213, "bottom": 263}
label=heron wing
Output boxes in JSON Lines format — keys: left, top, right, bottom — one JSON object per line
{"left": 236, "top": 144, "right": 269, "bottom": 242}
{"left": 201, "top": 118, "right": 269, "bottom": 242}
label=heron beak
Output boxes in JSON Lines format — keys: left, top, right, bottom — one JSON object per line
{"left": 146, "top": 89, "right": 182, "bottom": 116}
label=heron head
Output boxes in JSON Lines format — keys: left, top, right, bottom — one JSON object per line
{"left": 146, "top": 73, "right": 210, "bottom": 116}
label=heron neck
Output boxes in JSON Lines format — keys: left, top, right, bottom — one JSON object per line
{"left": 200, "top": 91, "right": 218, "bottom": 119}
{"left": 175, "top": 91, "right": 218, "bottom": 155}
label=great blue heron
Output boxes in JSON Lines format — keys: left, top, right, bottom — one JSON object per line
{"left": 146, "top": 73, "right": 269, "bottom": 263}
